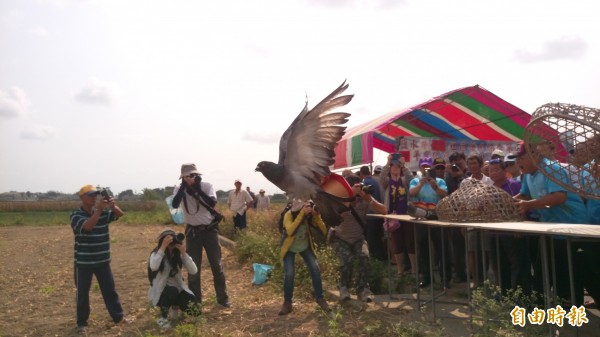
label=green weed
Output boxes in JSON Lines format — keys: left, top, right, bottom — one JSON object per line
{"left": 39, "top": 284, "right": 56, "bottom": 295}
{"left": 471, "top": 281, "right": 545, "bottom": 337}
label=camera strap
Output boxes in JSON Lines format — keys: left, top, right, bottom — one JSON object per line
{"left": 188, "top": 189, "right": 223, "bottom": 220}
{"left": 349, "top": 205, "right": 365, "bottom": 229}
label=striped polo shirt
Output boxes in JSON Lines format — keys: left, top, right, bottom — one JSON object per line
{"left": 70, "top": 207, "right": 116, "bottom": 268}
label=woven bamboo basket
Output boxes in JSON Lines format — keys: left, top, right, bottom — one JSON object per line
{"left": 524, "top": 103, "right": 600, "bottom": 200}
{"left": 436, "top": 179, "right": 521, "bottom": 222}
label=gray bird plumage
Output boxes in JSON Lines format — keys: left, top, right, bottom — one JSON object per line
{"left": 255, "top": 81, "right": 353, "bottom": 202}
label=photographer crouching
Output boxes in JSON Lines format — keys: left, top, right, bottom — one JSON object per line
{"left": 172, "top": 163, "right": 230, "bottom": 310}
{"left": 328, "top": 174, "right": 387, "bottom": 302}
{"left": 148, "top": 229, "right": 200, "bottom": 329}
{"left": 70, "top": 184, "right": 127, "bottom": 333}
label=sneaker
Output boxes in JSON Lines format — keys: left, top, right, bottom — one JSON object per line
{"left": 278, "top": 301, "right": 292, "bottom": 315}
{"left": 168, "top": 307, "right": 181, "bottom": 320}
{"left": 156, "top": 317, "right": 171, "bottom": 329}
{"left": 76, "top": 325, "right": 87, "bottom": 334}
{"left": 339, "top": 286, "right": 350, "bottom": 301}
{"left": 218, "top": 301, "right": 232, "bottom": 308}
{"left": 115, "top": 317, "right": 133, "bottom": 325}
{"left": 358, "top": 288, "right": 373, "bottom": 303}
{"left": 316, "top": 298, "right": 330, "bottom": 312}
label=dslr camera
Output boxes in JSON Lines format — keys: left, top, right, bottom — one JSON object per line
{"left": 171, "top": 233, "right": 185, "bottom": 244}
{"left": 99, "top": 188, "right": 112, "bottom": 201}
{"left": 193, "top": 174, "right": 202, "bottom": 184}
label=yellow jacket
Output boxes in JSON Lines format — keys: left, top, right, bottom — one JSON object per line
{"left": 280, "top": 209, "right": 327, "bottom": 259}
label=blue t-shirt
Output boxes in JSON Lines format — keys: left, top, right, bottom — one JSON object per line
{"left": 409, "top": 177, "right": 448, "bottom": 204}
{"left": 363, "top": 176, "right": 383, "bottom": 203}
{"left": 520, "top": 158, "right": 588, "bottom": 224}
{"left": 580, "top": 163, "right": 600, "bottom": 224}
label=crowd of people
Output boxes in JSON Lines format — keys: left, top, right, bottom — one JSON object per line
{"left": 69, "top": 143, "right": 599, "bottom": 332}
{"left": 341, "top": 143, "right": 599, "bottom": 312}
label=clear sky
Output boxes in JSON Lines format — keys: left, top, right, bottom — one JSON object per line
{"left": 1, "top": 0, "right": 599, "bottom": 195}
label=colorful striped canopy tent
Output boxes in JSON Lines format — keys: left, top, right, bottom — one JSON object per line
{"left": 333, "top": 85, "right": 532, "bottom": 169}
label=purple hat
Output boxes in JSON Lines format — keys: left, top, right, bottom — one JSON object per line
{"left": 418, "top": 157, "right": 433, "bottom": 167}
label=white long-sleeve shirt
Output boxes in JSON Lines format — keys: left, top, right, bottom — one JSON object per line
{"left": 147, "top": 250, "right": 198, "bottom": 306}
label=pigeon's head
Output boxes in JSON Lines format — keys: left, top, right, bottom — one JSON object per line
{"left": 255, "top": 161, "right": 284, "bottom": 185}
{"left": 255, "top": 161, "right": 271, "bottom": 173}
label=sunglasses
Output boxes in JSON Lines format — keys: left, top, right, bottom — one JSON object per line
{"left": 488, "top": 158, "right": 503, "bottom": 164}
{"left": 186, "top": 174, "right": 199, "bottom": 178}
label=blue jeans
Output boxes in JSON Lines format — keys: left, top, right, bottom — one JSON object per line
{"left": 75, "top": 263, "right": 123, "bottom": 326}
{"left": 282, "top": 249, "right": 324, "bottom": 302}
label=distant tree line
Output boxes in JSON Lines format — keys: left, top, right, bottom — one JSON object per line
{"left": 0, "top": 188, "right": 288, "bottom": 203}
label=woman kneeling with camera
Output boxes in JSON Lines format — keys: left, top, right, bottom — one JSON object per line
{"left": 148, "top": 229, "right": 200, "bottom": 329}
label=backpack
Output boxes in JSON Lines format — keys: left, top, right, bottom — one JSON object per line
{"left": 147, "top": 252, "right": 159, "bottom": 285}
{"left": 278, "top": 202, "right": 293, "bottom": 234}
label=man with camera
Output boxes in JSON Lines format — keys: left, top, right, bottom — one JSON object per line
{"left": 70, "top": 184, "right": 126, "bottom": 333}
{"left": 172, "top": 163, "right": 231, "bottom": 309}
{"left": 359, "top": 165, "right": 385, "bottom": 261}
{"left": 329, "top": 174, "right": 387, "bottom": 302}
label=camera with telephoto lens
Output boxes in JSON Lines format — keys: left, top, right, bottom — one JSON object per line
{"left": 361, "top": 184, "right": 375, "bottom": 195}
{"left": 451, "top": 164, "right": 460, "bottom": 172}
{"left": 307, "top": 200, "right": 315, "bottom": 208}
{"left": 193, "top": 175, "right": 201, "bottom": 184}
{"left": 171, "top": 233, "right": 185, "bottom": 244}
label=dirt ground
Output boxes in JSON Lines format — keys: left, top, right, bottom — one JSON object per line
{"left": 0, "top": 224, "right": 599, "bottom": 337}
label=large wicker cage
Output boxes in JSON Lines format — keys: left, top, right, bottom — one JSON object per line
{"left": 436, "top": 180, "right": 521, "bottom": 222}
{"left": 524, "top": 103, "right": 600, "bottom": 200}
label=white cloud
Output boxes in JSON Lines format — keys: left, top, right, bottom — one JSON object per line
{"left": 305, "top": 0, "right": 406, "bottom": 9}
{"left": 515, "top": 36, "right": 588, "bottom": 63}
{"left": 29, "top": 26, "right": 49, "bottom": 37}
{"left": 242, "top": 132, "right": 281, "bottom": 144}
{"left": 20, "top": 125, "right": 58, "bottom": 140}
{"left": 0, "top": 9, "right": 24, "bottom": 29}
{"left": 0, "top": 86, "right": 30, "bottom": 118}
{"left": 74, "top": 77, "right": 117, "bottom": 106}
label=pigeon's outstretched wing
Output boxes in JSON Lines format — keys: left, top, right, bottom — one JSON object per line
{"left": 256, "top": 81, "right": 354, "bottom": 226}
{"left": 278, "top": 81, "right": 353, "bottom": 199}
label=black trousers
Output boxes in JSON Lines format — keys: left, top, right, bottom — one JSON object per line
{"left": 185, "top": 226, "right": 229, "bottom": 305}
{"left": 75, "top": 263, "right": 123, "bottom": 326}
{"left": 157, "top": 285, "right": 199, "bottom": 317}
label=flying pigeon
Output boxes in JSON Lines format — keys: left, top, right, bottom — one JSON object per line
{"left": 255, "top": 81, "right": 354, "bottom": 226}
